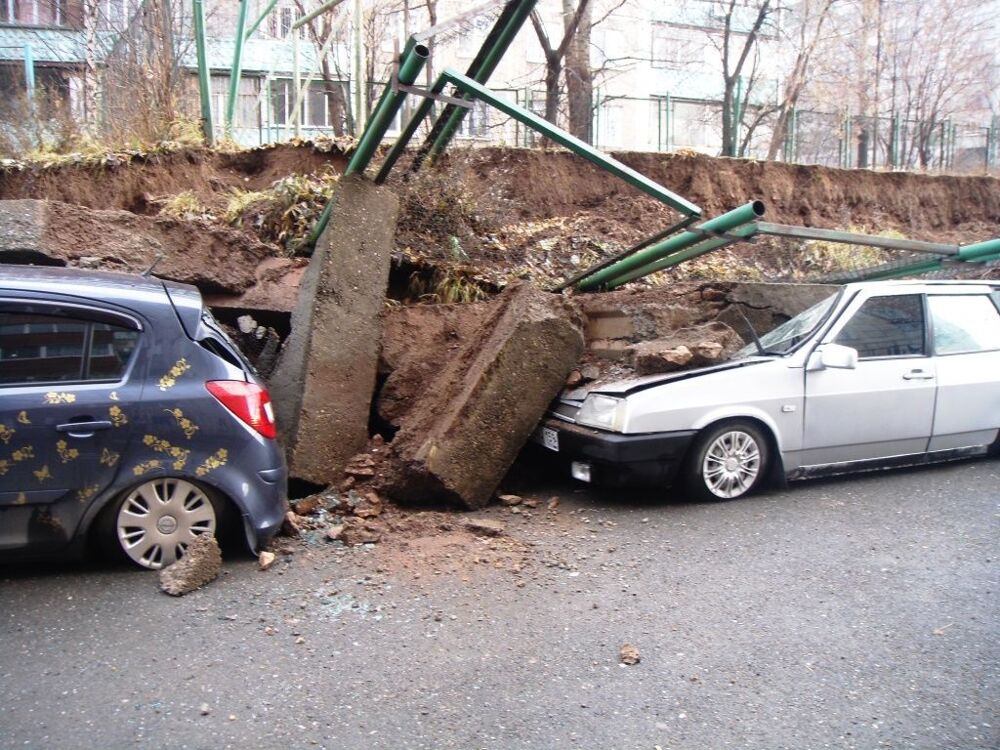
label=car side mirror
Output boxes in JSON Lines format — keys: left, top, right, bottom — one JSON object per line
{"left": 818, "top": 343, "right": 859, "bottom": 370}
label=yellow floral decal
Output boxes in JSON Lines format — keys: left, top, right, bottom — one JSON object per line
{"left": 165, "top": 408, "right": 199, "bottom": 439}
{"left": 77, "top": 485, "right": 100, "bottom": 503}
{"left": 33, "top": 465, "right": 51, "bottom": 483}
{"left": 44, "top": 392, "right": 76, "bottom": 405}
{"left": 108, "top": 405, "right": 128, "bottom": 427}
{"left": 100, "top": 448, "right": 120, "bottom": 467}
{"left": 142, "top": 434, "right": 190, "bottom": 471}
{"left": 109, "top": 391, "right": 119, "bottom": 401}
{"left": 17, "top": 411, "right": 30, "bottom": 425}
{"left": 56, "top": 439, "right": 80, "bottom": 463}
{"left": 0, "top": 424, "right": 14, "bottom": 444}
{"left": 13, "top": 492, "right": 27, "bottom": 505}
{"left": 0, "top": 460, "right": 8, "bottom": 476}
{"left": 132, "top": 459, "right": 163, "bottom": 476}
{"left": 158, "top": 358, "right": 191, "bottom": 391}
{"left": 12, "top": 445, "right": 34, "bottom": 462}
{"left": 195, "top": 449, "right": 228, "bottom": 477}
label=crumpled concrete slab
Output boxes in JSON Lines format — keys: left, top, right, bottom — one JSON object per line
{"left": 159, "top": 535, "right": 222, "bottom": 596}
{"left": 380, "top": 282, "right": 585, "bottom": 510}
{"left": 269, "top": 175, "right": 399, "bottom": 484}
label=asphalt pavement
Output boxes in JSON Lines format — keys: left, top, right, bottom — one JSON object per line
{"left": 2, "top": 459, "right": 998, "bottom": 750}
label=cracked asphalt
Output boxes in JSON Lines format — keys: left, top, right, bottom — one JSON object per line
{"left": 2, "top": 458, "right": 998, "bottom": 750}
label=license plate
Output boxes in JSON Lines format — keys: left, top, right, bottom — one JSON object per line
{"left": 540, "top": 426, "right": 559, "bottom": 452}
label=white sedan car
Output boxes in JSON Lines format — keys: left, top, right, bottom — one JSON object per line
{"left": 536, "top": 280, "right": 1000, "bottom": 500}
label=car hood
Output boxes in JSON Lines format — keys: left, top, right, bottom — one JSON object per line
{"left": 561, "top": 357, "right": 774, "bottom": 401}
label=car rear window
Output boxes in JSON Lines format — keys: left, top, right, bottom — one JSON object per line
{"left": 0, "top": 312, "right": 139, "bottom": 385}
{"left": 929, "top": 295, "right": 1000, "bottom": 355}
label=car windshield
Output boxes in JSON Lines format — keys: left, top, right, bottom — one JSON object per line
{"left": 734, "top": 288, "right": 842, "bottom": 358}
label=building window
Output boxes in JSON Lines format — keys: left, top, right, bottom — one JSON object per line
{"left": 2, "top": 0, "right": 68, "bottom": 27}
{"left": 268, "top": 3, "right": 305, "bottom": 40}
{"left": 457, "top": 100, "right": 491, "bottom": 138}
{"left": 270, "top": 79, "right": 345, "bottom": 130}
{"left": 651, "top": 22, "right": 701, "bottom": 69}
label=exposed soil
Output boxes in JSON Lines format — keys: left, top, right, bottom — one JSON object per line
{"left": 0, "top": 142, "right": 346, "bottom": 215}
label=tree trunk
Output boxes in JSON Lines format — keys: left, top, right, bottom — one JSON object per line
{"left": 563, "top": 0, "right": 592, "bottom": 142}
{"left": 83, "top": 0, "right": 100, "bottom": 135}
{"left": 543, "top": 53, "right": 561, "bottom": 124}
{"left": 721, "top": 81, "right": 734, "bottom": 157}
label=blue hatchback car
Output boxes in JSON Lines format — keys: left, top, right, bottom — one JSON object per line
{"left": 0, "top": 266, "right": 288, "bottom": 569}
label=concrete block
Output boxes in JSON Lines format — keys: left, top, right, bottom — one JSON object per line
{"left": 269, "top": 175, "right": 399, "bottom": 484}
{"left": 381, "top": 282, "right": 585, "bottom": 509}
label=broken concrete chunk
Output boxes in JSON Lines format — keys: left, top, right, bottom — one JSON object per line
{"left": 464, "top": 518, "right": 505, "bottom": 537}
{"left": 620, "top": 643, "right": 641, "bottom": 665}
{"left": 290, "top": 495, "right": 322, "bottom": 516}
{"left": 497, "top": 494, "right": 523, "bottom": 506}
{"left": 159, "top": 535, "right": 222, "bottom": 596}
{"left": 626, "top": 321, "right": 744, "bottom": 375}
{"left": 339, "top": 518, "right": 384, "bottom": 546}
{"left": 269, "top": 175, "right": 399, "bottom": 484}
{"left": 380, "top": 282, "right": 585, "bottom": 510}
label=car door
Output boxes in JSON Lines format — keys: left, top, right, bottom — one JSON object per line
{"left": 925, "top": 291, "right": 1000, "bottom": 452}
{"left": 0, "top": 301, "right": 143, "bottom": 553}
{"left": 800, "top": 292, "right": 935, "bottom": 466}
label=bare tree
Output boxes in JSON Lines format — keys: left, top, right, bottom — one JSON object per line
{"left": 529, "top": 0, "right": 591, "bottom": 136}
{"left": 295, "top": 0, "right": 353, "bottom": 135}
{"left": 766, "top": 0, "right": 839, "bottom": 159}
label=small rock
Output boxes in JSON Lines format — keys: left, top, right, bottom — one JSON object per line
{"left": 159, "top": 535, "right": 222, "bottom": 596}
{"left": 353, "top": 491, "right": 383, "bottom": 518}
{"left": 546, "top": 497, "right": 560, "bottom": 510}
{"left": 371, "top": 434, "right": 385, "bottom": 448}
{"left": 339, "top": 476, "right": 356, "bottom": 491}
{"left": 281, "top": 511, "right": 301, "bottom": 537}
{"left": 291, "top": 495, "right": 322, "bottom": 516}
{"left": 199, "top": 703, "right": 211, "bottom": 716}
{"left": 340, "top": 518, "right": 384, "bottom": 546}
{"left": 464, "top": 518, "right": 505, "bottom": 537}
{"left": 565, "top": 369, "right": 583, "bottom": 387}
{"left": 620, "top": 643, "right": 641, "bottom": 665}
{"left": 497, "top": 494, "right": 523, "bottom": 506}
{"left": 325, "top": 525, "right": 345, "bottom": 541}
{"left": 523, "top": 498, "right": 539, "bottom": 508}
{"left": 580, "top": 364, "right": 601, "bottom": 381}
{"left": 258, "top": 551, "right": 276, "bottom": 570}
{"left": 295, "top": 636, "right": 306, "bottom": 645}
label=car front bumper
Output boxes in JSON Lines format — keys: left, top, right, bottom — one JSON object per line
{"left": 533, "top": 418, "right": 697, "bottom": 487}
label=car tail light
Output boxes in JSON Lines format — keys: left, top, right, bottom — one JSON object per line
{"left": 206, "top": 381, "right": 277, "bottom": 439}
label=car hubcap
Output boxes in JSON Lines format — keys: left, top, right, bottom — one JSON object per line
{"left": 116, "top": 479, "right": 216, "bottom": 569}
{"left": 702, "top": 430, "right": 761, "bottom": 499}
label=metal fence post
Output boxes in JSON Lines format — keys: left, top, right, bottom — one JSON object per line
{"left": 225, "top": 0, "right": 250, "bottom": 137}
{"left": 192, "top": 0, "right": 213, "bottom": 145}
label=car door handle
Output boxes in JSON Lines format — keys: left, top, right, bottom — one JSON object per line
{"left": 902, "top": 370, "right": 935, "bottom": 381}
{"left": 56, "top": 420, "right": 113, "bottom": 434}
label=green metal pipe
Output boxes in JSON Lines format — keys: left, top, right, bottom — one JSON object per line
{"left": 956, "top": 238, "right": 1000, "bottom": 262}
{"left": 23, "top": 43, "right": 34, "bottom": 102}
{"left": 374, "top": 75, "right": 447, "bottom": 184}
{"left": 294, "top": 0, "right": 346, "bottom": 29}
{"left": 245, "top": 0, "right": 279, "bottom": 39}
{"left": 552, "top": 215, "right": 698, "bottom": 292}
{"left": 606, "top": 223, "right": 759, "bottom": 289}
{"left": 424, "top": 0, "right": 536, "bottom": 162}
{"left": 225, "top": 0, "right": 250, "bottom": 135}
{"left": 576, "top": 201, "right": 763, "bottom": 290}
{"left": 345, "top": 41, "right": 429, "bottom": 176}
{"left": 193, "top": 0, "right": 213, "bottom": 145}
{"left": 438, "top": 70, "right": 701, "bottom": 217}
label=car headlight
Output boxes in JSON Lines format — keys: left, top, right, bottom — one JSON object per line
{"left": 576, "top": 394, "right": 626, "bottom": 432}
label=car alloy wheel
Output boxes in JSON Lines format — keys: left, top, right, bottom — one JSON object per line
{"left": 685, "top": 420, "right": 771, "bottom": 501}
{"left": 701, "top": 429, "right": 763, "bottom": 499}
{"left": 115, "top": 478, "right": 217, "bottom": 569}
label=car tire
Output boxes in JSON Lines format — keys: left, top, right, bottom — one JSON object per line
{"left": 98, "top": 477, "right": 227, "bottom": 570}
{"left": 683, "top": 420, "right": 771, "bottom": 501}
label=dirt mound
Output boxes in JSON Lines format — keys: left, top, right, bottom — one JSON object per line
{"left": 452, "top": 148, "right": 1000, "bottom": 242}
{"left": 0, "top": 142, "right": 346, "bottom": 215}
{"left": 0, "top": 199, "right": 275, "bottom": 293}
